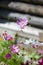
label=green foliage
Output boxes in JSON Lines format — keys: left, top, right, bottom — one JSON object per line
{"left": 0, "top": 32, "right": 42, "bottom": 65}
{"left": 0, "top": 38, "right": 24, "bottom": 65}
{"left": 28, "top": 51, "right": 41, "bottom": 61}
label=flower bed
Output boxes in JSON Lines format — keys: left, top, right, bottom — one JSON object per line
{"left": 0, "top": 18, "right": 43, "bottom": 65}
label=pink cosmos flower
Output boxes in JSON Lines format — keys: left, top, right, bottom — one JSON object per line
{"left": 5, "top": 53, "right": 11, "bottom": 60}
{"left": 38, "top": 58, "right": 43, "bottom": 65}
{"left": 32, "top": 44, "right": 39, "bottom": 48}
{"left": 5, "top": 35, "right": 13, "bottom": 41}
{"left": 3, "top": 31, "right": 8, "bottom": 37}
{"left": 38, "top": 49, "right": 43, "bottom": 55}
{"left": 29, "top": 58, "right": 33, "bottom": 65}
{"left": 19, "top": 41, "right": 24, "bottom": 47}
{"left": 3, "top": 31, "right": 13, "bottom": 41}
{"left": 21, "top": 61, "right": 29, "bottom": 65}
{"left": 17, "top": 18, "right": 28, "bottom": 29}
{"left": 10, "top": 45, "right": 19, "bottom": 54}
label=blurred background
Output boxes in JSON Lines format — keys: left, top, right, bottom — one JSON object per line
{"left": 0, "top": 0, "right": 43, "bottom": 29}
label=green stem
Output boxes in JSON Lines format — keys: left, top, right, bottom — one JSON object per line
{"left": 14, "top": 33, "right": 18, "bottom": 44}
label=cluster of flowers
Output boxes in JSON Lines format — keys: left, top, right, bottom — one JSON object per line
{"left": 0, "top": 18, "right": 43, "bottom": 65}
